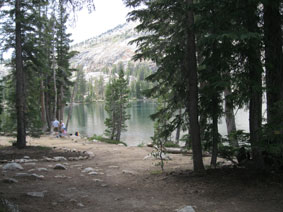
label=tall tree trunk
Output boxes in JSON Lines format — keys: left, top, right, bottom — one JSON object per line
{"left": 185, "top": 0, "right": 204, "bottom": 172}
{"left": 40, "top": 80, "right": 48, "bottom": 131}
{"left": 15, "top": 0, "right": 26, "bottom": 148}
{"left": 66, "top": 82, "right": 77, "bottom": 131}
{"left": 58, "top": 85, "right": 64, "bottom": 121}
{"left": 264, "top": 0, "right": 283, "bottom": 126}
{"left": 245, "top": 2, "right": 264, "bottom": 168}
{"left": 210, "top": 96, "right": 219, "bottom": 168}
{"left": 224, "top": 86, "right": 238, "bottom": 147}
{"left": 45, "top": 83, "right": 52, "bottom": 131}
{"left": 53, "top": 48, "right": 57, "bottom": 120}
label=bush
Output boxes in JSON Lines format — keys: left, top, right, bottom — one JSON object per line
{"left": 89, "top": 134, "right": 127, "bottom": 146}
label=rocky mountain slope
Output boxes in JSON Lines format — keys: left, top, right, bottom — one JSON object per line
{"left": 70, "top": 21, "right": 146, "bottom": 74}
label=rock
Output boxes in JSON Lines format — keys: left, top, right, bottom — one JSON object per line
{"left": 15, "top": 173, "right": 31, "bottom": 178}
{"left": 72, "top": 164, "right": 83, "bottom": 168}
{"left": 82, "top": 167, "right": 94, "bottom": 173}
{"left": 31, "top": 173, "right": 44, "bottom": 179}
{"left": 28, "top": 169, "right": 36, "bottom": 172}
{"left": 26, "top": 191, "right": 46, "bottom": 198}
{"left": 93, "top": 179, "right": 103, "bottom": 183}
{"left": 2, "top": 178, "right": 18, "bottom": 184}
{"left": 37, "top": 168, "right": 48, "bottom": 172}
{"left": 122, "top": 170, "right": 137, "bottom": 175}
{"left": 2, "top": 163, "right": 24, "bottom": 171}
{"left": 23, "top": 156, "right": 30, "bottom": 159}
{"left": 88, "top": 171, "right": 98, "bottom": 175}
{"left": 87, "top": 151, "right": 95, "bottom": 158}
{"left": 177, "top": 206, "right": 196, "bottom": 212}
{"left": 15, "top": 173, "right": 44, "bottom": 179}
{"left": 54, "top": 164, "right": 67, "bottom": 170}
{"left": 101, "top": 184, "right": 108, "bottom": 187}
{"left": 54, "top": 175, "right": 67, "bottom": 178}
{"left": 43, "top": 157, "right": 54, "bottom": 162}
{"left": 53, "top": 156, "right": 67, "bottom": 161}
{"left": 77, "top": 203, "right": 84, "bottom": 207}
{"left": 108, "top": 166, "right": 119, "bottom": 169}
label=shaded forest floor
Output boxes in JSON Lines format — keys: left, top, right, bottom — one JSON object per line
{"left": 0, "top": 136, "right": 283, "bottom": 212}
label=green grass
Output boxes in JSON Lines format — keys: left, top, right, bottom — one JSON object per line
{"left": 89, "top": 135, "right": 127, "bottom": 146}
{"left": 164, "top": 141, "right": 180, "bottom": 148}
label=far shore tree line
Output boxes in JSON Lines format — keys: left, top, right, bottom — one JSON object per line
{"left": 0, "top": 0, "right": 283, "bottom": 173}
{"left": 73, "top": 62, "right": 155, "bottom": 103}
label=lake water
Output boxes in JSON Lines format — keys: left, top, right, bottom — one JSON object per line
{"left": 64, "top": 101, "right": 156, "bottom": 146}
{"left": 64, "top": 101, "right": 252, "bottom": 146}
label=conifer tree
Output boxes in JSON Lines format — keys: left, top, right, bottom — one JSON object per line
{"left": 104, "top": 68, "right": 130, "bottom": 141}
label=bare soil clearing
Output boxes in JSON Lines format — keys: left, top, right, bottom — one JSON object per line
{"left": 0, "top": 136, "right": 283, "bottom": 212}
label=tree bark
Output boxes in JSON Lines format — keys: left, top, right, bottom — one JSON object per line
{"left": 264, "top": 0, "right": 283, "bottom": 126}
{"left": 210, "top": 96, "right": 219, "bottom": 168}
{"left": 224, "top": 86, "right": 238, "bottom": 147}
{"left": 40, "top": 80, "right": 48, "bottom": 131}
{"left": 66, "top": 82, "right": 77, "bottom": 131}
{"left": 15, "top": 0, "right": 26, "bottom": 148}
{"left": 52, "top": 46, "right": 57, "bottom": 120}
{"left": 185, "top": 0, "right": 204, "bottom": 172}
{"left": 245, "top": 2, "right": 264, "bottom": 168}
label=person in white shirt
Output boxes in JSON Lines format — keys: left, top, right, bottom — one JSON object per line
{"left": 52, "top": 119, "right": 60, "bottom": 136}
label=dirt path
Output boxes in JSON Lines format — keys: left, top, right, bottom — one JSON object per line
{"left": 1, "top": 136, "right": 283, "bottom": 212}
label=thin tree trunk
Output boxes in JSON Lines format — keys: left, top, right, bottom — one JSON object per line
{"left": 185, "top": 0, "right": 204, "bottom": 172}
{"left": 40, "top": 79, "right": 48, "bottom": 131}
{"left": 210, "top": 96, "right": 219, "bottom": 168}
{"left": 175, "top": 108, "right": 182, "bottom": 145}
{"left": 264, "top": 0, "right": 283, "bottom": 126}
{"left": 224, "top": 86, "right": 238, "bottom": 147}
{"left": 15, "top": 0, "right": 26, "bottom": 148}
{"left": 66, "top": 82, "right": 77, "bottom": 131}
{"left": 53, "top": 46, "right": 57, "bottom": 120}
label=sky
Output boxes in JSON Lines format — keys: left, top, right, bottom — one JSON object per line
{"left": 67, "top": 0, "right": 132, "bottom": 44}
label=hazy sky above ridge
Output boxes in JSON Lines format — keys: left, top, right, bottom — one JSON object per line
{"left": 67, "top": 0, "right": 131, "bottom": 44}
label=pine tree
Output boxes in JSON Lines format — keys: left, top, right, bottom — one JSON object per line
{"left": 104, "top": 68, "right": 130, "bottom": 141}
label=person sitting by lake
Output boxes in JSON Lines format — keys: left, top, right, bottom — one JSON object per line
{"left": 60, "top": 121, "right": 66, "bottom": 137}
{"left": 52, "top": 118, "right": 60, "bottom": 137}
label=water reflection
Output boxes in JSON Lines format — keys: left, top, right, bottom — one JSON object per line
{"left": 65, "top": 101, "right": 252, "bottom": 146}
{"left": 64, "top": 101, "right": 156, "bottom": 146}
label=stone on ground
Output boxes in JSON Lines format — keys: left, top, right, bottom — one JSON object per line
{"left": 2, "top": 163, "right": 24, "bottom": 171}
{"left": 177, "top": 206, "right": 196, "bottom": 212}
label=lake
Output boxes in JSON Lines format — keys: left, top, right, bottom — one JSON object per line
{"left": 64, "top": 101, "right": 156, "bottom": 146}
{"left": 64, "top": 101, "right": 252, "bottom": 146}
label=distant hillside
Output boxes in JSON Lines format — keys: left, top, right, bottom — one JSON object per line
{"left": 70, "top": 21, "right": 152, "bottom": 73}
{"left": 70, "top": 22, "right": 156, "bottom": 102}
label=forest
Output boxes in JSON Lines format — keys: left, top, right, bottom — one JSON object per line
{"left": 0, "top": 0, "right": 283, "bottom": 173}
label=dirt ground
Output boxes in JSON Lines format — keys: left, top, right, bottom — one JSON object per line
{"left": 0, "top": 135, "right": 283, "bottom": 212}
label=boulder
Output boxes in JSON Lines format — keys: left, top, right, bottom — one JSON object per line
{"left": 53, "top": 156, "right": 67, "bottom": 161}
{"left": 82, "top": 167, "right": 94, "bottom": 173}
{"left": 2, "top": 178, "right": 18, "bottom": 184}
{"left": 37, "top": 168, "right": 48, "bottom": 172}
{"left": 2, "top": 163, "right": 24, "bottom": 171}
{"left": 177, "top": 206, "right": 196, "bottom": 212}
{"left": 26, "top": 191, "right": 46, "bottom": 198}
{"left": 54, "top": 164, "right": 67, "bottom": 170}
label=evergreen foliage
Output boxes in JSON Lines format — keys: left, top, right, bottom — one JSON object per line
{"left": 124, "top": 0, "right": 283, "bottom": 170}
{"left": 104, "top": 68, "right": 130, "bottom": 141}
{"left": 0, "top": 0, "right": 88, "bottom": 147}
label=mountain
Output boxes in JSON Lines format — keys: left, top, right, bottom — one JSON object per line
{"left": 70, "top": 21, "right": 149, "bottom": 74}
